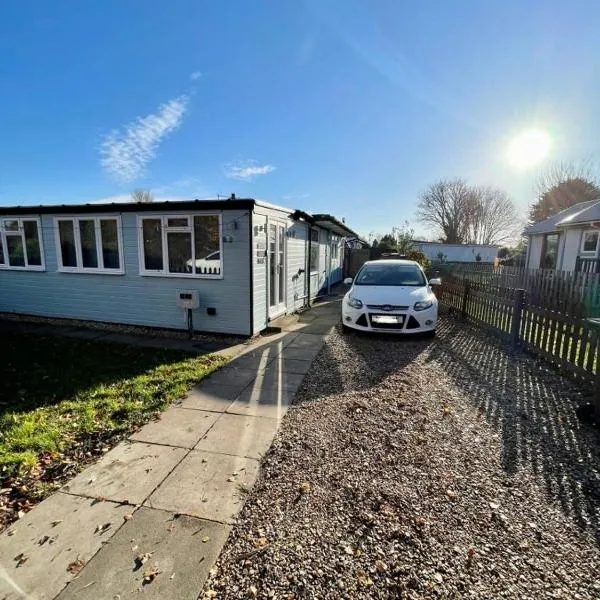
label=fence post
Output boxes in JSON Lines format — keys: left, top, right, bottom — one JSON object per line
{"left": 510, "top": 288, "right": 525, "bottom": 347}
{"left": 461, "top": 279, "right": 470, "bottom": 319}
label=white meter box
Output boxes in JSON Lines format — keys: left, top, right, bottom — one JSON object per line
{"left": 176, "top": 290, "right": 199, "bottom": 309}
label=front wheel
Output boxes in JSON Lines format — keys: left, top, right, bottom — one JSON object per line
{"left": 341, "top": 322, "right": 351, "bottom": 334}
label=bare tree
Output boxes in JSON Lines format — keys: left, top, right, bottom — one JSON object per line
{"left": 466, "top": 186, "right": 520, "bottom": 245}
{"left": 417, "top": 178, "right": 472, "bottom": 243}
{"left": 131, "top": 188, "right": 154, "bottom": 203}
{"left": 530, "top": 159, "right": 600, "bottom": 223}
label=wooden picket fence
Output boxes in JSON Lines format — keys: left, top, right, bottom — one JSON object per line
{"left": 437, "top": 276, "right": 600, "bottom": 388}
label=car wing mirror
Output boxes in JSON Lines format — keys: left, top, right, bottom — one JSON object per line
{"left": 344, "top": 277, "right": 353, "bottom": 285}
{"left": 429, "top": 277, "right": 442, "bottom": 286}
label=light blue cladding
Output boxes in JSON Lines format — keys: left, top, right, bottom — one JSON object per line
{"left": 0, "top": 210, "right": 252, "bottom": 335}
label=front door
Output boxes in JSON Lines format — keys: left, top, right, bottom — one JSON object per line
{"left": 268, "top": 222, "right": 286, "bottom": 318}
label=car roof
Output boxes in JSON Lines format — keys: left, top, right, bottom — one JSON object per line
{"left": 363, "top": 259, "right": 420, "bottom": 266}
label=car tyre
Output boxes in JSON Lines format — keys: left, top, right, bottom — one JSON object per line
{"left": 423, "top": 329, "right": 436, "bottom": 339}
{"left": 341, "top": 323, "right": 351, "bottom": 334}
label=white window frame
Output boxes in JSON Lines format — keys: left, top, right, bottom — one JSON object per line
{"left": 309, "top": 228, "right": 320, "bottom": 274}
{"left": 580, "top": 230, "right": 599, "bottom": 256}
{"left": 54, "top": 216, "right": 124, "bottom": 274}
{"left": 137, "top": 213, "right": 223, "bottom": 279}
{"left": 0, "top": 217, "right": 45, "bottom": 271}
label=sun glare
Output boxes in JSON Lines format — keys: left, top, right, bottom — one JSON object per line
{"left": 507, "top": 130, "right": 551, "bottom": 168}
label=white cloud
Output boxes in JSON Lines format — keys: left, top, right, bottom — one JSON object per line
{"left": 100, "top": 96, "right": 189, "bottom": 182}
{"left": 224, "top": 160, "right": 276, "bottom": 182}
{"left": 190, "top": 71, "right": 202, "bottom": 81}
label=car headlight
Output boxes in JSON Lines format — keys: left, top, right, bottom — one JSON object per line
{"left": 413, "top": 299, "right": 434, "bottom": 311}
{"left": 347, "top": 295, "right": 363, "bottom": 309}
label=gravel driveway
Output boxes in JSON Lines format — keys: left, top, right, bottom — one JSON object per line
{"left": 203, "top": 315, "right": 600, "bottom": 599}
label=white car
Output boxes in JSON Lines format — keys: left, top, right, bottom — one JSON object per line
{"left": 342, "top": 259, "right": 441, "bottom": 335}
{"left": 185, "top": 250, "right": 221, "bottom": 273}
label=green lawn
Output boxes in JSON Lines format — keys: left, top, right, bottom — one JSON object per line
{"left": 0, "top": 332, "right": 227, "bottom": 480}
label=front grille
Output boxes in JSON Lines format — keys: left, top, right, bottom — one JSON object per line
{"left": 366, "top": 304, "right": 409, "bottom": 311}
{"left": 368, "top": 313, "right": 406, "bottom": 330}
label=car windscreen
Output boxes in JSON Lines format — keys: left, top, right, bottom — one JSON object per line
{"left": 354, "top": 263, "right": 426, "bottom": 286}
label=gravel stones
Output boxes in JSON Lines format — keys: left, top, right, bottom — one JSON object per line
{"left": 203, "top": 317, "right": 600, "bottom": 599}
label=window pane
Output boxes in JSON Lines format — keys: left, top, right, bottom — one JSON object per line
{"left": 542, "top": 234, "right": 559, "bottom": 269}
{"left": 6, "top": 235, "right": 25, "bottom": 267}
{"left": 193, "top": 215, "right": 221, "bottom": 275}
{"left": 23, "top": 221, "right": 41, "bottom": 266}
{"left": 167, "top": 217, "right": 189, "bottom": 228}
{"left": 0, "top": 238, "right": 4, "bottom": 264}
{"left": 278, "top": 226, "right": 284, "bottom": 304}
{"left": 100, "top": 220, "right": 120, "bottom": 269}
{"left": 167, "top": 232, "right": 192, "bottom": 273}
{"left": 142, "top": 219, "right": 163, "bottom": 271}
{"left": 269, "top": 224, "right": 276, "bottom": 306}
{"left": 79, "top": 220, "right": 98, "bottom": 268}
{"left": 58, "top": 220, "right": 77, "bottom": 267}
{"left": 583, "top": 232, "right": 598, "bottom": 253}
{"left": 311, "top": 228, "right": 319, "bottom": 242}
{"left": 310, "top": 245, "right": 318, "bottom": 272}
{"left": 3, "top": 220, "right": 19, "bottom": 232}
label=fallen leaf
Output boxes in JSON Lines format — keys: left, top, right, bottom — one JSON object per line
{"left": 7, "top": 530, "right": 15, "bottom": 536}
{"left": 202, "top": 536, "right": 210, "bottom": 543}
{"left": 143, "top": 567, "right": 161, "bottom": 583}
{"left": 205, "top": 591, "right": 217, "bottom": 599}
{"left": 38, "top": 535, "right": 50, "bottom": 546}
{"left": 226, "top": 477, "right": 235, "bottom": 483}
{"left": 123, "top": 514, "right": 133, "bottom": 521}
{"left": 14, "top": 553, "right": 29, "bottom": 568}
{"left": 170, "top": 572, "right": 175, "bottom": 580}
{"left": 94, "top": 523, "right": 111, "bottom": 534}
{"left": 51, "top": 520, "right": 63, "bottom": 527}
{"left": 299, "top": 482, "right": 311, "bottom": 494}
{"left": 357, "top": 571, "right": 374, "bottom": 587}
{"left": 135, "top": 552, "right": 153, "bottom": 567}
{"left": 489, "top": 502, "right": 499, "bottom": 510}
{"left": 67, "top": 558, "right": 85, "bottom": 575}
{"left": 17, "top": 510, "right": 26, "bottom": 519}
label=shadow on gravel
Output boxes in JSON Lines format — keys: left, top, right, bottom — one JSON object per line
{"left": 296, "top": 323, "right": 434, "bottom": 402}
{"left": 428, "top": 315, "right": 600, "bottom": 546}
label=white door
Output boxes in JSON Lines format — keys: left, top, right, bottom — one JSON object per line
{"left": 268, "top": 222, "right": 286, "bottom": 318}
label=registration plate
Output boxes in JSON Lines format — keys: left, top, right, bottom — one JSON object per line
{"left": 371, "top": 315, "right": 404, "bottom": 324}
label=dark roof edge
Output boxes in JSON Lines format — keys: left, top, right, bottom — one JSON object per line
{"left": 0, "top": 198, "right": 256, "bottom": 216}
{"left": 310, "top": 213, "right": 365, "bottom": 241}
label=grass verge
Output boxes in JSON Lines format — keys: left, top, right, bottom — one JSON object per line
{"left": 0, "top": 331, "right": 227, "bottom": 527}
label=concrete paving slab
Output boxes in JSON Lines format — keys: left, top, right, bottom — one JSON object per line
{"left": 176, "top": 384, "right": 242, "bottom": 412}
{"left": 225, "top": 352, "right": 274, "bottom": 372}
{"left": 287, "top": 332, "right": 328, "bottom": 348}
{"left": 195, "top": 413, "right": 279, "bottom": 459}
{"left": 204, "top": 366, "right": 259, "bottom": 388}
{"left": 267, "top": 356, "right": 314, "bottom": 375}
{"left": 300, "top": 321, "right": 338, "bottom": 335}
{"left": 0, "top": 492, "right": 132, "bottom": 600}
{"left": 254, "top": 368, "right": 306, "bottom": 391}
{"left": 130, "top": 408, "right": 220, "bottom": 448}
{"left": 55, "top": 507, "right": 230, "bottom": 600}
{"left": 227, "top": 385, "right": 296, "bottom": 419}
{"left": 278, "top": 346, "right": 322, "bottom": 361}
{"left": 146, "top": 450, "right": 259, "bottom": 524}
{"left": 63, "top": 442, "right": 187, "bottom": 505}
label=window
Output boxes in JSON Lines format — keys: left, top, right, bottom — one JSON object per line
{"left": 310, "top": 228, "right": 319, "bottom": 273}
{"left": 581, "top": 231, "right": 599, "bottom": 255}
{"left": 55, "top": 217, "right": 123, "bottom": 273}
{"left": 355, "top": 263, "right": 426, "bottom": 287}
{"left": 540, "top": 233, "right": 559, "bottom": 269}
{"left": 139, "top": 214, "right": 222, "bottom": 278}
{"left": 0, "top": 218, "right": 44, "bottom": 271}
{"left": 331, "top": 236, "right": 340, "bottom": 260}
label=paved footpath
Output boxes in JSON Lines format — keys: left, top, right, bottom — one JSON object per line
{"left": 0, "top": 300, "right": 341, "bottom": 600}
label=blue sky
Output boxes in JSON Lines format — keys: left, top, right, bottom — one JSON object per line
{"left": 1, "top": 0, "right": 599, "bottom": 238}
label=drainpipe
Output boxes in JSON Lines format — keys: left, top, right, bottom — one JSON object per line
{"left": 327, "top": 231, "right": 332, "bottom": 296}
{"left": 306, "top": 221, "right": 312, "bottom": 308}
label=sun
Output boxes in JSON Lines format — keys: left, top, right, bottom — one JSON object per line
{"left": 507, "top": 130, "right": 551, "bottom": 168}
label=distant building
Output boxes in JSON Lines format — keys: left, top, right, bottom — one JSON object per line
{"left": 414, "top": 241, "right": 499, "bottom": 264}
